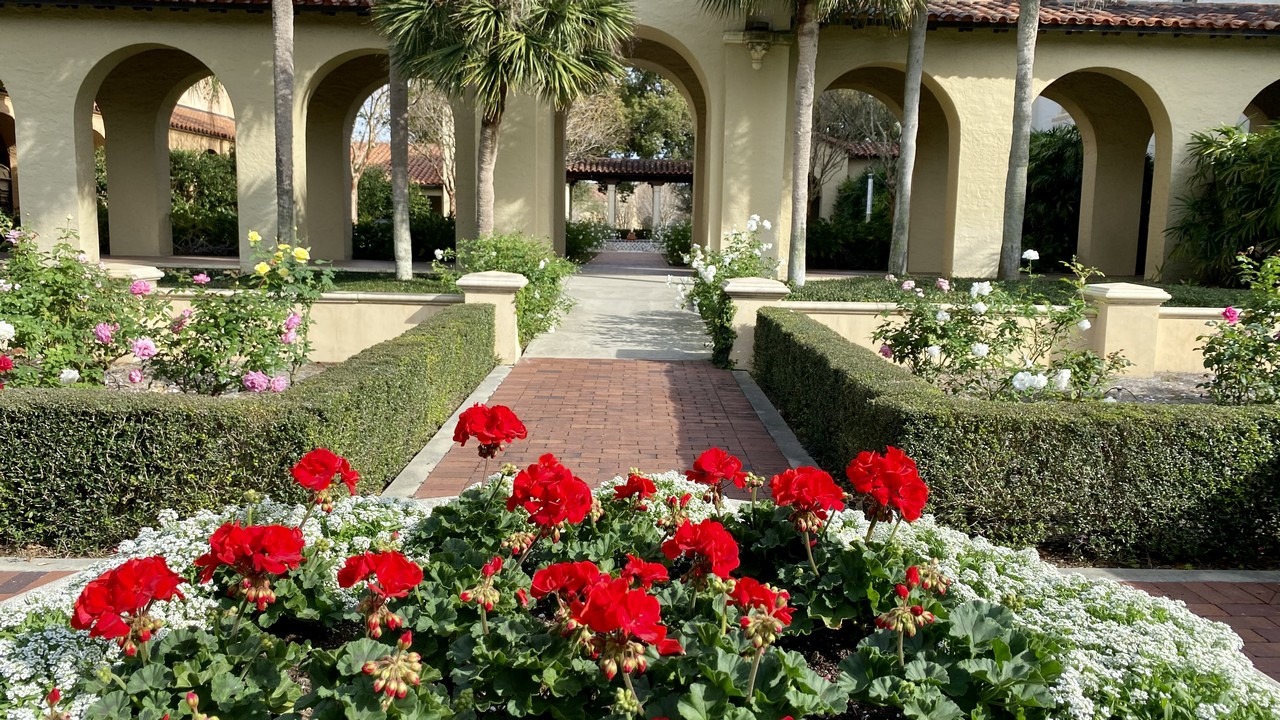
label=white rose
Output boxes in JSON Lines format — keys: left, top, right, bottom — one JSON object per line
{"left": 0, "top": 320, "right": 14, "bottom": 342}
{"left": 1022, "top": 249, "right": 1040, "bottom": 261}
{"left": 539, "top": 259, "right": 548, "bottom": 270}
{"left": 885, "top": 274, "right": 897, "bottom": 282}
{"left": 59, "top": 368, "right": 80, "bottom": 384}
{"left": 970, "top": 281, "right": 993, "bottom": 298}
{"left": 1053, "top": 368, "right": 1072, "bottom": 392}
{"left": 972, "top": 302, "right": 988, "bottom": 315}
{"left": 926, "top": 345, "right": 942, "bottom": 361}
{"left": 746, "top": 219, "right": 759, "bottom": 233}
{"left": 1077, "top": 318, "right": 1092, "bottom": 331}
{"left": 1031, "top": 373, "right": 1049, "bottom": 390}
{"left": 762, "top": 220, "right": 772, "bottom": 230}
{"left": 936, "top": 310, "right": 951, "bottom": 323}
{"left": 971, "top": 343, "right": 990, "bottom": 358}
{"left": 435, "top": 249, "right": 445, "bottom": 261}
{"left": 1012, "top": 371, "right": 1033, "bottom": 392}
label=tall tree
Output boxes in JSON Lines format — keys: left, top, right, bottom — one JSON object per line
{"left": 271, "top": 0, "right": 295, "bottom": 245}
{"left": 389, "top": 66, "right": 412, "bottom": 281}
{"left": 350, "top": 86, "right": 391, "bottom": 219}
{"left": 698, "top": 0, "right": 916, "bottom": 287}
{"left": 999, "top": 0, "right": 1039, "bottom": 279}
{"left": 887, "top": 3, "right": 927, "bottom": 275}
{"left": 374, "top": 0, "right": 635, "bottom": 236}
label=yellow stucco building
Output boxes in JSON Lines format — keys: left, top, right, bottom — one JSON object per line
{"left": 0, "top": 0, "right": 1277, "bottom": 278}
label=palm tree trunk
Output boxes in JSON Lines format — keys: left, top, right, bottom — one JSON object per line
{"left": 390, "top": 66, "right": 412, "bottom": 281}
{"left": 999, "top": 0, "right": 1039, "bottom": 279}
{"left": 888, "top": 9, "right": 927, "bottom": 275}
{"left": 271, "top": 0, "right": 295, "bottom": 245}
{"left": 788, "top": 0, "right": 819, "bottom": 287}
{"left": 477, "top": 113, "right": 502, "bottom": 237}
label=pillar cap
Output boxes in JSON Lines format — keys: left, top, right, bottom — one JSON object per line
{"left": 101, "top": 262, "right": 165, "bottom": 284}
{"left": 723, "top": 277, "right": 790, "bottom": 300}
{"left": 456, "top": 271, "right": 529, "bottom": 293}
{"left": 1082, "top": 282, "right": 1171, "bottom": 305}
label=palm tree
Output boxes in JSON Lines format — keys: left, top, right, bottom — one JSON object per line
{"left": 699, "top": 0, "right": 916, "bottom": 287}
{"left": 389, "top": 67, "right": 413, "bottom": 281}
{"left": 272, "top": 0, "right": 295, "bottom": 245}
{"left": 374, "top": 0, "right": 635, "bottom": 236}
{"left": 886, "top": 2, "right": 927, "bottom": 275}
{"left": 998, "top": 0, "right": 1039, "bottom": 279}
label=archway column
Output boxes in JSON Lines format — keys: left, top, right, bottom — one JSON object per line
{"left": 481, "top": 92, "right": 565, "bottom": 252}
{"left": 225, "top": 77, "right": 282, "bottom": 262}
{"left": 96, "top": 101, "right": 174, "bottom": 257}
{"left": 1076, "top": 118, "right": 1150, "bottom": 276}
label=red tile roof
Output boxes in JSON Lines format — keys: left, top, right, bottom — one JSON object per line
{"left": 169, "top": 105, "right": 235, "bottom": 141}
{"left": 566, "top": 157, "right": 693, "bottom": 183}
{"left": 816, "top": 133, "right": 897, "bottom": 159}
{"left": 923, "top": 0, "right": 1280, "bottom": 33}
{"left": 359, "top": 142, "right": 445, "bottom": 187}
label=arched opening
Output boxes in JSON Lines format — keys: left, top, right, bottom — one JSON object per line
{"left": 821, "top": 65, "right": 958, "bottom": 274}
{"left": 0, "top": 79, "right": 18, "bottom": 225}
{"left": 1038, "top": 70, "right": 1162, "bottom": 277}
{"left": 302, "top": 51, "right": 391, "bottom": 261}
{"left": 1244, "top": 79, "right": 1280, "bottom": 131}
{"left": 83, "top": 46, "right": 239, "bottom": 259}
{"left": 807, "top": 88, "right": 898, "bottom": 271}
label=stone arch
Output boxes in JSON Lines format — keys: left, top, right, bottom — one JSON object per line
{"left": 301, "top": 50, "right": 390, "bottom": 260}
{"left": 77, "top": 44, "right": 236, "bottom": 257}
{"left": 1, "top": 80, "right": 18, "bottom": 222}
{"left": 821, "top": 64, "right": 960, "bottom": 274}
{"left": 1244, "top": 79, "right": 1280, "bottom": 131}
{"left": 1038, "top": 68, "right": 1171, "bottom": 277}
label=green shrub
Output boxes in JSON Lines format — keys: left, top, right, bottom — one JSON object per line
{"left": 1170, "top": 124, "right": 1280, "bottom": 286}
{"left": 753, "top": 306, "right": 1280, "bottom": 564}
{"left": 654, "top": 218, "right": 692, "bottom": 266}
{"left": 1022, "top": 126, "right": 1084, "bottom": 268}
{"left": 444, "top": 233, "right": 576, "bottom": 345}
{"left": 806, "top": 174, "right": 891, "bottom": 271}
{"left": 351, "top": 168, "right": 456, "bottom": 262}
{"left": 675, "top": 219, "right": 777, "bottom": 367}
{"left": 0, "top": 304, "right": 496, "bottom": 554}
{"left": 564, "top": 219, "right": 611, "bottom": 263}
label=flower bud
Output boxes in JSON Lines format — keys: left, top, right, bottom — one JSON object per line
{"left": 46, "top": 688, "right": 61, "bottom": 706}
{"left": 895, "top": 584, "right": 910, "bottom": 599}
{"left": 186, "top": 693, "right": 200, "bottom": 711}
{"left": 362, "top": 662, "right": 378, "bottom": 675}
{"left": 397, "top": 631, "right": 413, "bottom": 650}
{"left": 373, "top": 679, "right": 386, "bottom": 693}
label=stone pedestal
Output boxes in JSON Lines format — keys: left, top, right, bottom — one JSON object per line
{"left": 1082, "top": 282, "right": 1172, "bottom": 377}
{"left": 457, "top": 270, "right": 528, "bottom": 365}
{"left": 724, "top": 277, "right": 790, "bottom": 370}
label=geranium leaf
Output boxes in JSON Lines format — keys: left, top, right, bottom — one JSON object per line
{"left": 677, "top": 682, "right": 726, "bottom": 720}
{"left": 124, "top": 664, "right": 173, "bottom": 694}
{"left": 902, "top": 692, "right": 966, "bottom": 720}
{"left": 337, "top": 638, "right": 391, "bottom": 676}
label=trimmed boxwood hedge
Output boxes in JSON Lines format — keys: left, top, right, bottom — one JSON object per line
{"left": 0, "top": 304, "right": 496, "bottom": 555}
{"left": 753, "top": 306, "right": 1280, "bottom": 565}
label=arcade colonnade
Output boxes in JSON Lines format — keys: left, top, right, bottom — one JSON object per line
{"left": 0, "top": 1, "right": 1278, "bottom": 278}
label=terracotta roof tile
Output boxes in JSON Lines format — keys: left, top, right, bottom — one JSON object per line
{"left": 815, "top": 133, "right": 897, "bottom": 159}
{"left": 359, "top": 143, "right": 444, "bottom": 187}
{"left": 169, "top": 105, "right": 235, "bottom": 141}
{"left": 566, "top": 157, "right": 693, "bottom": 183}
{"left": 922, "top": 0, "right": 1280, "bottom": 33}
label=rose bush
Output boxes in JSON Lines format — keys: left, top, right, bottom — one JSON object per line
{"left": 0, "top": 426, "right": 1276, "bottom": 719}
{"left": 1199, "top": 253, "right": 1280, "bottom": 404}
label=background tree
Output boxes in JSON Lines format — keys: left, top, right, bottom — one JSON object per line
{"left": 619, "top": 69, "right": 694, "bottom": 159}
{"left": 407, "top": 82, "right": 457, "bottom": 213}
{"left": 999, "top": 0, "right": 1039, "bottom": 279}
{"left": 350, "top": 86, "right": 391, "bottom": 219}
{"left": 811, "top": 89, "right": 899, "bottom": 212}
{"left": 887, "top": 4, "right": 926, "bottom": 275}
{"left": 375, "top": 0, "right": 636, "bottom": 236}
{"left": 389, "top": 67, "right": 412, "bottom": 280}
{"left": 565, "top": 89, "right": 628, "bottom": 162}
{"left": 698, "top": 0, "right": 916, "bottom": 287}
{"left": 271, "top": 0, "right": 295, "bottom": 245}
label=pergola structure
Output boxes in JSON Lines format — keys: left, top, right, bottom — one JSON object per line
{"left": 0, "top": 0, "right": 1278, "bottom": 278}
{"left": 566, "top": 157, "right": 693, "bottom": 227}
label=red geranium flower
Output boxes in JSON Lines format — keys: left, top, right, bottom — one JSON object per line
{"left": 194, "top": 522, "right": 306, "bottom": 610}
{"left": 337, "top": 551, "right": 423, "bottom": 599}
{"left": 845, "top": 446, "right": 929, "bottom": 528}
{"left": 507, "top": 454, "right": 593, "bottom": 532}
{"left": 531, "top": 560, "right": 607, "bottom": 602}
{"left": 71, "top": 556, "right": 185, "bottom": 655}
{"left": 661, "top": 519, "right": 740, "bottom": 580}
{"left": 686, "top": 448, "right": 748, "bottom": 490}
{"left": 0, "top": 355, "right": 12, "bottom": 373}
{"left": 621, "top": 554, "right": 669, "bottom": 590}
{"left": 729, "top": 576, "right": 795, "bottom": 632}
{"left": 454, "top": 404, "right": 528, "bottom": 458}
{"left": 578, "top": 577, "right": 683, "bottom": 678}
{"left": 291, "top": 448, "right": 361, "bottom": 508}
{"left": 614, "top": 473, "right": 657, "bottom": 506}
{"left": 770, "top": 466, "right": 846, "bottom": 532}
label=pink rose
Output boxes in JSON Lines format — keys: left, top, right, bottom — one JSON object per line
{"left": 242, "top": 371, "right": 271, "bottom": 393}
{"left": 1222, "top": 306, "right": 1240, "bottom": 325}
{"left": 281, "top": 329, "right": 298, "bottom": 345}
{"left": 270, "top": 375, "right": 290, "bottom": 393}
{"left": 936, "top": 278, "right": 951, "bottom": 292}
{"left": 129, "top": 280, "right": 152, "bottom": 296}
{"left": 284, "top": 313, "right": 303, "bottom": 332}
{"left": 93, "top": 323, "right": 117, "bottom": 345}
{"left": 192, "top": 273, "right": 211, "bottom": 285}
{"left": 131, "top": 338, "right": 158, "bottom": 361}
{"left": 128, "top": 369, "right": 143, "bottom": 384}
{"left": 879, "top": 344, "right": 894, "bottom": 359}
{"left": 901, "top": 280, "right": 916, "bottom": 291}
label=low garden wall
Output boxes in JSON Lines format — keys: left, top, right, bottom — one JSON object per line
{"left": 752, "top": 307, "right": 1280, "bottom": 564}
{"left": 0, "top": 304, "right": 497, "bottom": 555}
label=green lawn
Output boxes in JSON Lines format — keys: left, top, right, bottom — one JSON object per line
{"left": 788, "top": 275, "right": 1248, "bottom": 308}
{"left": 158, "top": 268, "right": 457, "bottom": 294}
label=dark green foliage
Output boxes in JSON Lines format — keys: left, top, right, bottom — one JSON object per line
{"left": 0, "top": 305, "right": 496, "bottom": 554}
{"left": 788, "top": 275, "right": 1250, "bottom": 309}
{"left": 1170, "top": 124, "right": 1280, "bottom": 286}
{"left": 807, "top": 174, "right": 892, "bottom": 271}
{"left": 564, "top": 219, "right": 611, "bottom": 263}
{"left": 351, "top": 168, "right": 456, "bottom": 262}
{"left": 1022, "top": 126, "right": 1083, "bottom": 267}
{"left": 753, "top": 307, "right": 1280, "bottom": 564}
{"left": 656, "top": 218, "right": 693, "bottom": 266}
{"left": 619, "top": 69, "right": 694, "bottom": 160}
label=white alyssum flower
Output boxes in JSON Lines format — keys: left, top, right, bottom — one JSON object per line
{"left": 971, "top": 342, "right": 990, "bottom": 358}
{"left": 926, "top": 345, "right": 942, "bottom": 361}
{"left": 0, "top": 320, "right": 14, "bottom": 343}
{"left": 58, "top": 369, "right": 80, "bottom": 384}
{"left": 1053, "top": 368, "right": 1073, "bottom": 392}
{"left": 970, "top": 281, "right": 993, "bottom": 298}
{"left": 972, "top": 302, "right": 988, "bottom": 315}
{"left": 1078, "top": 318, "right": 1092, "bottom": 331}
{"left": 936, "top": 310, "right": 951, "bottom": 323}
{"left": 1022, "top": 249, "right": 1040, "bottom": 261}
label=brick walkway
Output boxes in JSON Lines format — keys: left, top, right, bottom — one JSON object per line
{"left": 0, "top": 570, "right": 75, "bottom": 602}
{"left": 416, "top": 359, "right": 790, "bottom": 498}
{"left": 1129, "top": 581, "right": 1280, "bottom": 679}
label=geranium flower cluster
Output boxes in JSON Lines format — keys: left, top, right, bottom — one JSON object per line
{"left": 661, "top": 519, "right": 740, "bottom": 583}
{"left": 846, "top": 446, "right": 929, "bottom": 540}
{"left": 292, "top": 447, "right": 361, "bottom": 512}
{"left": 454, "top": 403, "right": 528, "bottom": 458}
{"left": 875, "top": 565, "right": 948, "bottom": 666}
{"left": 193, "top": 522, "right": 305, "bottom": 610}
{"left": 685, "top": 448, "right": 753, "bottom": 506}
{"left": 70, "top": 557, "right": 185, "bottom": 657}
{"left": 729, "top": 577, "right": 793, "bottom": 649}
{"left": 338, "top": 551, "right": 423, "bottom": 638}
{"left": 770, "top": 466, "right": 846, "bottom": 533}
{"left": 507, "top": 453, "right": 594, "bottom": 538}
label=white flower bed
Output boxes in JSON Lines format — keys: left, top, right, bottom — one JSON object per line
{"left": 2, "top": 474, "right": 1277, "bottom": 720}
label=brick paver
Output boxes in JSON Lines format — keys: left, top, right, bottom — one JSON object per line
{"left": 1128, "top": 581, "right": 1280, "bottom": 679}
{"left": 417, "top": 358, "right": 790, "bottom": 498}
{"left": 0, "top": 570, "right": 74, "bottom": 602}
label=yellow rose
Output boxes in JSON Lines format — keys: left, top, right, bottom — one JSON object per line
{"left": 277, "top": 243, "right": 291, "bottom": 251}
{"left": 273, "top": 251, "right": 284, "bottom": 263}
{"left": 253, "top": 262, "right": 271, "bottom": 276}
{"left": 292, "top": 247, "right": 310, "bottom": 262}
{"left": 247, "top": 231, "right": 262, "bottom": 245}
{"left": 277, "top": 267, "right": 291, "bottom": 279}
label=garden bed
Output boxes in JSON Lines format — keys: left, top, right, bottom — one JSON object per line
{"left": 1, "top": 470, "right": 1275, "bottom": 720}
{"left": 101, "top": 361, "right": 331, "bottom": 395}
{"left": 752, "top": 307, "right": 1280, "bottom": 566}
